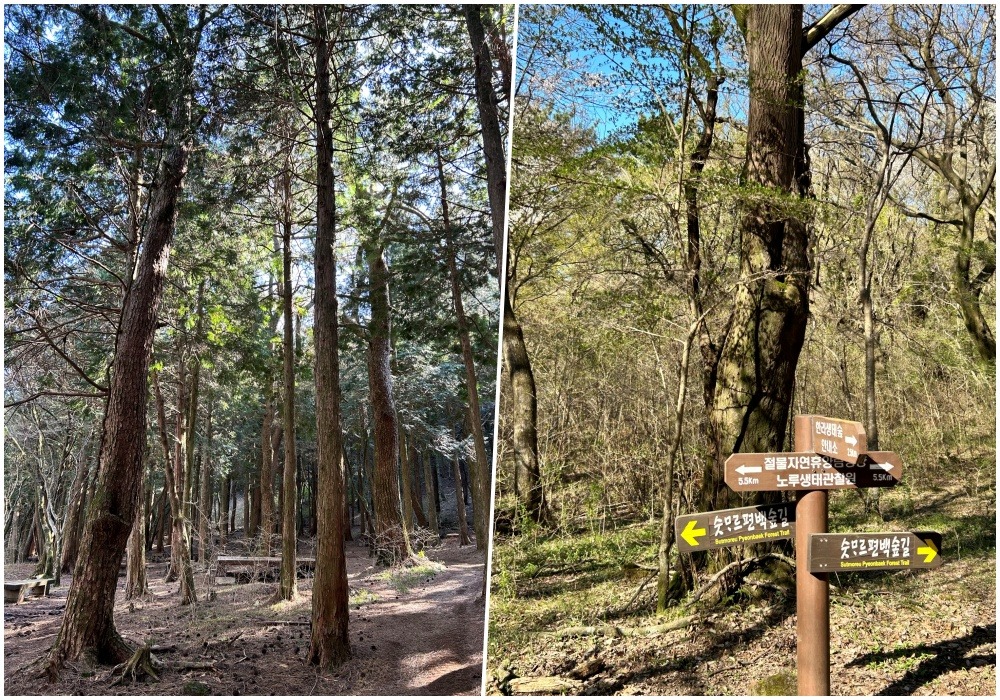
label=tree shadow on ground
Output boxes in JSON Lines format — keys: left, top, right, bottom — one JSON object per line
{"left": 879, "top": 487, "right": 984, "bottom": 522}
{"left": 587, "top": 592, "right": 797, "bottom": 695}
{"left": 846, "top": 623, "right": 995, "bottom": 696}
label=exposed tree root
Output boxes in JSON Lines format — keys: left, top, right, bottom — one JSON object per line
{"left": 686, "top": 552, "right": 795, "bottom": 606}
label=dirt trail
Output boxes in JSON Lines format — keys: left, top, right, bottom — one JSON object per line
{"left": 4, "top": 532, "right": 485, "bottom": 695}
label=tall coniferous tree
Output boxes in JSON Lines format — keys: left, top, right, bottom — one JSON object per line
{"left": 465, "top": 5, "right": 545, "bottom": 526}
{"left": 42, "top": 5, "right": 222, "bottom": 671}
{"left": 308, "top": 3, "right": 351, "bottom": 668}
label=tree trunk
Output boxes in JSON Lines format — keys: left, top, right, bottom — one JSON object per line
{"left": 153, "top": 373, "right": 197, "bottom": 604}
{"left": 954, "top": 198, "right": 996, "bottom": 363}
{"left": 452, "top": 456, "right": 472, "bottom": 546}
{"left": 438, "top": 149, "right": 495, "bottom": 545}
{"left": 341, "top": 448, "right": 354, "bottom": 541}
{"left": 155, "top": 485, "right": 166, "bottom": 553}
{"left": 49, "top": 131, "right": 193, "bottom": 671}
{"left": 259, "top": 392, "right": 275, "bottom": 553}
{"left": 60, "top": 455, "right": 91, "bottom": 574}
{"left": 248, "top": 483, "right": 260, "bottom": 537}
{"left": 423, "top": 450, "right": 440, "bottom": 537}
{"left": 278, "top": 164, "right": 298, "bottom": 602}
{"left": 125, "top": 479, "right": 148, "bottom": 600}
{"left": 184, "top": 282, "right": 205, "bottom": 533}
{"left": 502, "top": 291, "right": 546, "bottom": 522}
{"left": 407, "top": 440, "right": 429, "bottom": 529}
{"left": 198, "top": 389, "right": 213, "bottom": 565}
{"left": 464, "top": 4, "right": 508, "bottom": 270}
{"left": 366, "top": 243, "right": 407, "bottom": 564}
{"left": 399, "top": 427, "right": 415, "bottom": 531}
{"left": 706, "top": 5, "right": 811, "bottom": 514}
{"left": 308, "top": 4, "right": 351, "bottom": 669}
{"left": 220, "top": 474, "right": 230, "bottom": 545}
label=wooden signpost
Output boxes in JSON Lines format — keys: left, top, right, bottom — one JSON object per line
{"left": 724, "top": 451, "right": 902, "bottom": 491}
{"left": 675, "top": 413, "right": 943, "bottom": 696}
{"left": 807, "top": 415, "right": 866, "bottom": 464}
{"left": 674, "top": 502, "right": 795, "bottom": 553}
{"left": 808, "top": 531, "right": 942, "bottom": 572}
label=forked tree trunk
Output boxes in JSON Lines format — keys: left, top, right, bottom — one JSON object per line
{"left": 308, "top": 4, "right": 351, "bottom": 668}
{"left": 60, "top": 455, "right": 91, "bottom": 574}
{"left": 153, "top": 373, "right": 197, "bottom": 604}
{"left": 48, "top": 133, "right": 193, "bottom": 672}
{"left": 706, "top": 5, "right": 812, "bottom": 513}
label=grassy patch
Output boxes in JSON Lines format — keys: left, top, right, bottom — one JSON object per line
{"left": 349, "top": 588, "right": 379, "bottom": 608}
{"left": 489, "top": 521, "right": 659, "bottom": 659}
{"left": 378, "top": 558, "right": 445, "bottom": 594}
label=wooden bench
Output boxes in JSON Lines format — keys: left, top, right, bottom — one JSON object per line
{"left": 4, "top": 578, "right": 53, "bottom": 604}
{"left": 216, "top": 556, "right": 316, "bottom": 581}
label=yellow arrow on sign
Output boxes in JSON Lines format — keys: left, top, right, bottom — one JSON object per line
{"left": 917, "top": 538, "right": 938, "bottom": 564}
{"left": 681, "top": 520, "right": 707, "bottom": 547}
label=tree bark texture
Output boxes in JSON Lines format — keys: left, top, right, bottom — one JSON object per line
{"left": 125, "top": 482, "right": 149, "bottom": 600}
{"left": 308, "top": 4, "right": 351, "bottom": 669}
{"left": 464, "top": 4, "right": 508, "bottom": 270}
{"left": 49, "top": 134, "right": 192, "bottom": 671}
{"left": 502, "top": 291, "right": 547, "bottom": 523}
{"left": 59, "top": 454, "right": 91, "bottom": 574}
{"left": 198, "top": 389, "right": 213, "bottom": 565}
{"left": 259, "top": 391, "right": 275, "bottom": 553}
{"left": 366, "top": 244, "right": 407, "bottom": 564}
{"left": 278, "top": 166, "right": 298, "bottom": 602}
{"left": 452, "top": 455, "right": 472, "bottom": 546}
{"left": 220, "top": 474, "right": 231, "bottom": 544}
{"left": 423, "top": 450, "right": 440, "bottom": 536}
{"left": 705, "top": 5, "right": 811, "bottom": 514}
{"left": 153, "top": 372, "right": 197, "bottom": 604}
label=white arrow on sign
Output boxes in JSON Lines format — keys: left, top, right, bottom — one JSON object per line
{"left": 845, "top": 435, "right": 858, "bottom": 446}
{"left": 869, "top": 462, "right": 894, "bottom": 472}
{"left": 735, "top": 465, "right": 762, "bottom": 475}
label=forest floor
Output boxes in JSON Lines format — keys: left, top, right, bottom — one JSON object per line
{"left": 4, "top": 531, "right": 485, "bottom": 696}
{"left": 487, "top": 477, "right": 996, "bottom": 696}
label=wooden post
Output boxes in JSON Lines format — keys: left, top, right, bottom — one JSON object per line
{"left": 795, "top": 415, "right": 829, "bottom": 695}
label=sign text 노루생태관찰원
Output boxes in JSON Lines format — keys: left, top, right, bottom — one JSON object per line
{"left": 724, "top": 451, "right": 902, "bottom": 492}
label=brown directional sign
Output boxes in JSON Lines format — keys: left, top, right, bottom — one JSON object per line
{"left": 807, "top": 415, "right": 867, "bottom": 464}
{"left": 808, "top": 531, "right": 942, "bottom": 572}
{"left": 675, "top": 502, "right": 796, "bottom": 553}
{"left": 724, "top": 451, "right": 902, "bottom": 492}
